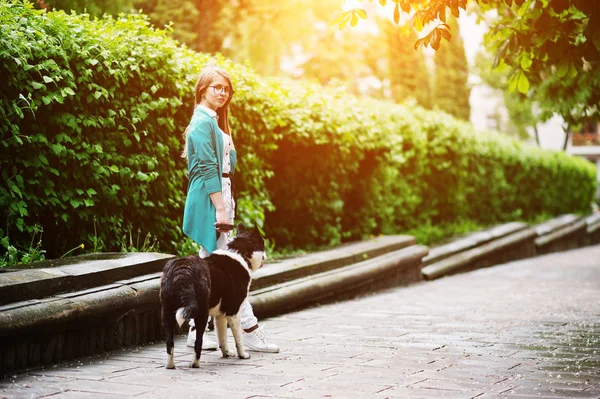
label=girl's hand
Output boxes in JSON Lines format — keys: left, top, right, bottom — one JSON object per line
{"left": 215, "top": 208, "right": 229, "bottom": 232}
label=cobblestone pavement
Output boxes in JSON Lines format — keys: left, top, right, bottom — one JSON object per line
{"left": 2, "top": 245, "right": 600, "bottom": 399}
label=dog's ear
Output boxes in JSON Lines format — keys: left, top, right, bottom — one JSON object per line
{"left": 237, "top": 223, "right": 246, "bottom": 234}
{"left": 252, "top": 226, "right": 261, "bottom": 237}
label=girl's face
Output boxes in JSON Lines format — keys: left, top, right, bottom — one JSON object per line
{"left": 202, "top": 75, "right": 231, "bottom": 111}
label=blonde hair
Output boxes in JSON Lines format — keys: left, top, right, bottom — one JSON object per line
{"left": 181, "top": 66, "right": 235, "bottom": 158}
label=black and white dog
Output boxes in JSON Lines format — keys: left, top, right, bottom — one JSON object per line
{"left": 159, "top": 223, "right": 266, "bottom": 369}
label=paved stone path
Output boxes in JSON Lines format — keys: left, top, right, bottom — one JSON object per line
{"left": 2, "top": 245, "right": 600, "bottom": 398}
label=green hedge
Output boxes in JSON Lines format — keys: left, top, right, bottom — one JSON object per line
{"left": 1, "top": 1, "right": 597, "bottom": 260}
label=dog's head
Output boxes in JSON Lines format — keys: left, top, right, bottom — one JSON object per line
{"left": 228, "top": 223, "right": 266, "bottom": 271}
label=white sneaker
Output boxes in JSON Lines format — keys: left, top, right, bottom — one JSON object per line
{"left": 243, "top": 326, "right": 279, "bottom": 353}
{"left": 186, "top": 325, "right": 218, "bottom": 350}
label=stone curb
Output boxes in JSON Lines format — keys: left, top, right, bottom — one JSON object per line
{"left": 0, "top": 252, "right": 173, "bottom": 306}
{"left": 0, "top": 278, "right": 164, "bottom": 376}
{"left": 421, "top": 228, "right": 537, "bottom": 280}
{"left": 421, "top": 213, "right": 599, "bottom": 281}
{"left": 585, "top": 213, "right": 600, "bottom": 245}
{"left": 250, "top": 245, "right": 429, "bottom": 318}
{"left": 422, "top": 222, "right": 528, "bottom": 267}
{"left": 252, "top": 235, "right": 414, "bottom": 290}
{"left": 534, "top": 216, "right": 587, "bottom": 255}
{"left": 0, "top": 275, "right": 162, "bottom": 337}
{"left": 586, "top": 213, "right": 600, "bottom": 230}
{"left": 533, "top": 213, "right": 580, "bottom": 236}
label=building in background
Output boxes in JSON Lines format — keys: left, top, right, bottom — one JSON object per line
{"left": 569, "top": 122, "right": 600, "bottom": 200}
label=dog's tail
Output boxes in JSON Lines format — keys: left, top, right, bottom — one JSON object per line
{"left": 175, "top": 307, "right": 191, "bottom": 327}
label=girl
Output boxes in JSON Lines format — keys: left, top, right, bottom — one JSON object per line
{"left": 182, "top": 66, "right": 278, "bottom": 353}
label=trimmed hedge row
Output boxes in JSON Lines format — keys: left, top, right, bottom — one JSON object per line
{"left": 0, "top": 1, "right": 597, "bottom": 258}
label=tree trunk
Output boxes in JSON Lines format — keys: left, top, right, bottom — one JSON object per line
{"left": 533, "top": 124, "right": 540, "bottom": 147}
{"left": 562, "top": 124, "right": 571, "bottom": 151}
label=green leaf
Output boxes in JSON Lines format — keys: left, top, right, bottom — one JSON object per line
{"left": 517, "top": 71, "right": 530, "bottom": 94}
{"left": 519, "top": 52, "right": 532, "bottom": 70}
{"left": 70, "top": 199, "right": 82, "bottom": 209}
{"left": 42, "top": 76, "right": 53, "bottom": 83}
{"left": 31, "top": 81, "right": 44, "bottom": 90}
{"left": 51, "top": 144, "right": 63, "bottom": 155}
{"left": 137, "top": 171, "right": 149, "bottom": 181}
{"left": 9, "top": 182, "right": 22, "bottom": 198}
{"left": 55, "top": 133, "right": 71, "bottom": 143}
{"left": 18, "top": 202, "right": 28, "bottom": 217}
{"left": 508, "top": 71, "right": 519, "bottom": 92}
{"left": 15, "top": 218, "right": 24, "bottom": 233}
{"left": 568, "top": 62, "right": 578, "bottom": 79}
{"left": 556, "top": 62, "right": 569, "bottom": 78}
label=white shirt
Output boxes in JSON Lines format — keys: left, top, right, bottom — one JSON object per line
{"left": 196, "top": 104, "right": 217, "bottom": 120}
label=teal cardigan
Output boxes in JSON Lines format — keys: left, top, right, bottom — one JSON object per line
{"left": 182, "top": 107, "right": 237, "bottom": 253}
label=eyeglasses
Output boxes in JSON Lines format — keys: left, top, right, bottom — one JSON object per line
{"left": 208, "top": 85, "right": 232, "bottom": 97}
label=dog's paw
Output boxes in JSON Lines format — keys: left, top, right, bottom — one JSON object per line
{"left": 221, "top": 350, "right": 236, "bottom": 358}
{"left": 189, "top": 360, "right": 200, "bottom": 368}
{"left": 238, "top": 351, "right": 250, "bottom": 359}
{"left": 165, "top": 362, "right": 175, "bottom": 369}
